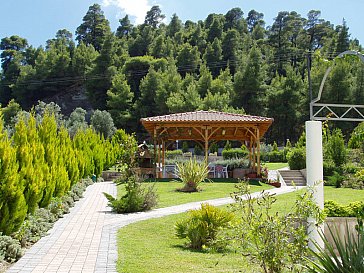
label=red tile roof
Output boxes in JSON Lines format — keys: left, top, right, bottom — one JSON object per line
{"left": 141, "top": 110, "right": 273, "bottom": 123}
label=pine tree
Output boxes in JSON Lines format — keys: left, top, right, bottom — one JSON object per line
{"left": 75, "top": 4, "right": 111, "bottom": 51}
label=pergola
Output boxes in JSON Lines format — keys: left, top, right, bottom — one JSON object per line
{"left": 140, "top": 110, "right": 273, "bottom": 177}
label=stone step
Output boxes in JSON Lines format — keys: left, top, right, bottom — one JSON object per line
{"left": 278, "top": 169, "right": 307, "bottom": 186}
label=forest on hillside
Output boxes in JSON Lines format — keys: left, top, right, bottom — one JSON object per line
{"left": 1, "top": 4, "right": 363, "bottom": 143}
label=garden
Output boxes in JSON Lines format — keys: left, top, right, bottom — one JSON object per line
{"left": 109, "top": 120, "right": 364, "bottom": 272}
{"left": 1, "top": 104, "right": 364, "bottom": 272}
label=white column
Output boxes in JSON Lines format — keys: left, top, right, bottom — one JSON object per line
{"left": 305, "top": 121, "right": 324, "bottom": 250}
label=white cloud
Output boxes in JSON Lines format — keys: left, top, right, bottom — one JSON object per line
{"left": 102, "top": 0, "right": 153, "bottom": 24}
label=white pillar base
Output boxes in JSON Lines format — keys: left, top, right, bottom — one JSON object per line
{"left": 305, "top": 121, "right": 324, "bottom": 251}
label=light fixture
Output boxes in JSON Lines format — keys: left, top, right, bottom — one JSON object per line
{"left": 188, "top": 129, "right": 192, "bottom": 135}
{"left": 222, "top": 129, "right": 226, "bottom": 136}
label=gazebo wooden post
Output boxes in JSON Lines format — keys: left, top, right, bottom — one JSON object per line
{"left": 153, "top": 127, "right": 157, "bottom": 178}
{"left": 204, "top": 127, "right": 209, "bottom": 165}
{"left": 157, "top": 140, "right": 161, "bottom": 178}
{"left": 257, "top": 128, "right": 261, "bottom": 176}
{"left": 249, "top": 137, "right": 253, "bottom": 168}
{"left": 162, "top": 140, "right": 165, "bottom": 168}
{"left": 252, "top": 141, "right": 256, "bottom": 172}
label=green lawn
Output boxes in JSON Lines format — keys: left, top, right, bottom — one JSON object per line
{"left": 117, "top": 186, "right": 364, "bottom": 272}
{"left": 118, "top": 181, "right": 272, "bottom": 208}
{"left": 262, "top": 162, "right": 289, "bottom": 170}
{"left": 271, "top": 186, "right": 364, "bottom": 214}
{"left": 117, "top": 212, "right": 257, "bottom": 273}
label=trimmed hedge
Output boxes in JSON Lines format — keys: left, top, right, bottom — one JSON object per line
{"left": 166, "top": 149, "right": 183, "bottom": 159}
{"left": 222, "top": 148, "right": 248, "bottom": 159}
{"left": 324, "top": 200, "right": 364, "bottom": 217}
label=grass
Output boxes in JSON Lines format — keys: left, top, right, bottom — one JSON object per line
{"left": 117, "top": 185, "right": 364, "bottom": 272}
{"left": 271, "top": 186, "right": 364, "bottom": 214}
{"left": 117, "top": 212, "right": 257, "bottom": 273}
{"left": 117, "top": 181, "right": 272, "bottom": 208}
{"left": 262, "top": 162, "right": 289, "bottom": 170}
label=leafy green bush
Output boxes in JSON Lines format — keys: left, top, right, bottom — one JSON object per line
{"left": 0, "top": 234, "right": 22, "bottom": 262}
{"left": 323, "top": 160, "right": 337, "bottom": 177}
{"left": 175, "top": 204, "right": 233, "bottom": 250}
{"left": 222, "top": 148, "right": 248, "bottom": 160}
{"left": 175, "top": 158, "right": 209, "bottom": 192}
{"left": 104, "top": 175, "right": 157, "bottom": 213}
{"left": 326, "top": 171, "right": 345, "bottom": 188}
{"left": 287, "top": 147, "right": 306, "bottom": 170}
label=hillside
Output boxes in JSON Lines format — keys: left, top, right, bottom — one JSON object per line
{"left": 0, "top": 4, "right": 363, "bottom": 142}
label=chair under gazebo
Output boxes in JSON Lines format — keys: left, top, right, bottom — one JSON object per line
{"left": 140, "top": 110, "right": 273, "bottom": 178}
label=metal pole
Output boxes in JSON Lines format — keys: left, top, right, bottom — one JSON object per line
{"left": 307, "top": 52, "right": 313, "bottom": 120}
{"left": 306, "top": 121, "right": 324, "bottom": 251}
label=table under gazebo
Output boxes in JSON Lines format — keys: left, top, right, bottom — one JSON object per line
{"left": 140, "top": 110, "right": 273, "bottom": 178}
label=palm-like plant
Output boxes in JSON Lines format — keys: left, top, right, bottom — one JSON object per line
{"left": 306, "top": 218, "right": 364, "bottom": 273}
{"left": 175, "top": 158, "right": 209, "bottom": 192}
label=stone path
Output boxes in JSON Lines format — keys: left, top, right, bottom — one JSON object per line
{"left": 7, "top": 181, "right": 303, "bottom": 273}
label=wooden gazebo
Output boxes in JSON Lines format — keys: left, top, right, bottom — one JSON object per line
{"left": 140, "top": 110, "right": 273, "bottom": 177}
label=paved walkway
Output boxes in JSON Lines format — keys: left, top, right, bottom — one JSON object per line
{"left": 7, "top": 181, "right": 303, "bottom": 273}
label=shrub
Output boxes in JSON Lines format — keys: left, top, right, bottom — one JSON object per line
{"left": 104, "top": 175, "right": 157, "bottom": 213}
{"left": 268, "top": 150, "right": 284, "bottom": 162}
{"left": 324, "top": 200, "right": 364, "bottom": 217}
{"left": 231, "top": 181, "right": 324, "bottom": 273}
{"left": 348, "top": 121, "right": 364, "bottom": 149}
{"left": 0, "top": 234, "right": 22, "bottom": 262}
{"left": 194, "top": 144, "right": 203, "bottom": 155}
{"left": 287, "top": 147, "right": 306, "bottom": 170}
{"left": 344, "top": 163, "right": 360, "bottom": 174}
{"left": 182, "top": 141, "right": 189, "bottom": 153}
{"left": 323, "top": 160, "right": 337, "bottom": 177}
{"left": 209, "top": 142, "right": 218, "bottom": 154}
{"left": 175, "top": 158, "right": 209, "bottom": 192}
{"left": 222, "top": 148, "right": 248, "bottom": 160}
{"left": 325, "top": 128, "right": 347, "bottom": 168}
{"left": 175, "top": 204, "right": 234, "bottom": 250}
{"left": 224, "top": 140, "right": 232, "bottom": 150}
{"left": 326, "top": 171, "right": 345, "bottom": 188}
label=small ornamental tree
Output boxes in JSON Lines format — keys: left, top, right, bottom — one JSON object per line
{"left": 0, "top": 117, "right": 27, "bottom": 235}
{"left": 325, "top": 128, "right": 347, "bottom": 169}
{"left": 90, "top": 109, "right": 116, "bottom": 139}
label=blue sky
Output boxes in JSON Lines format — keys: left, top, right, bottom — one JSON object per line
{"left": 1, "top": 0, "right": 363, "bottom": 48}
